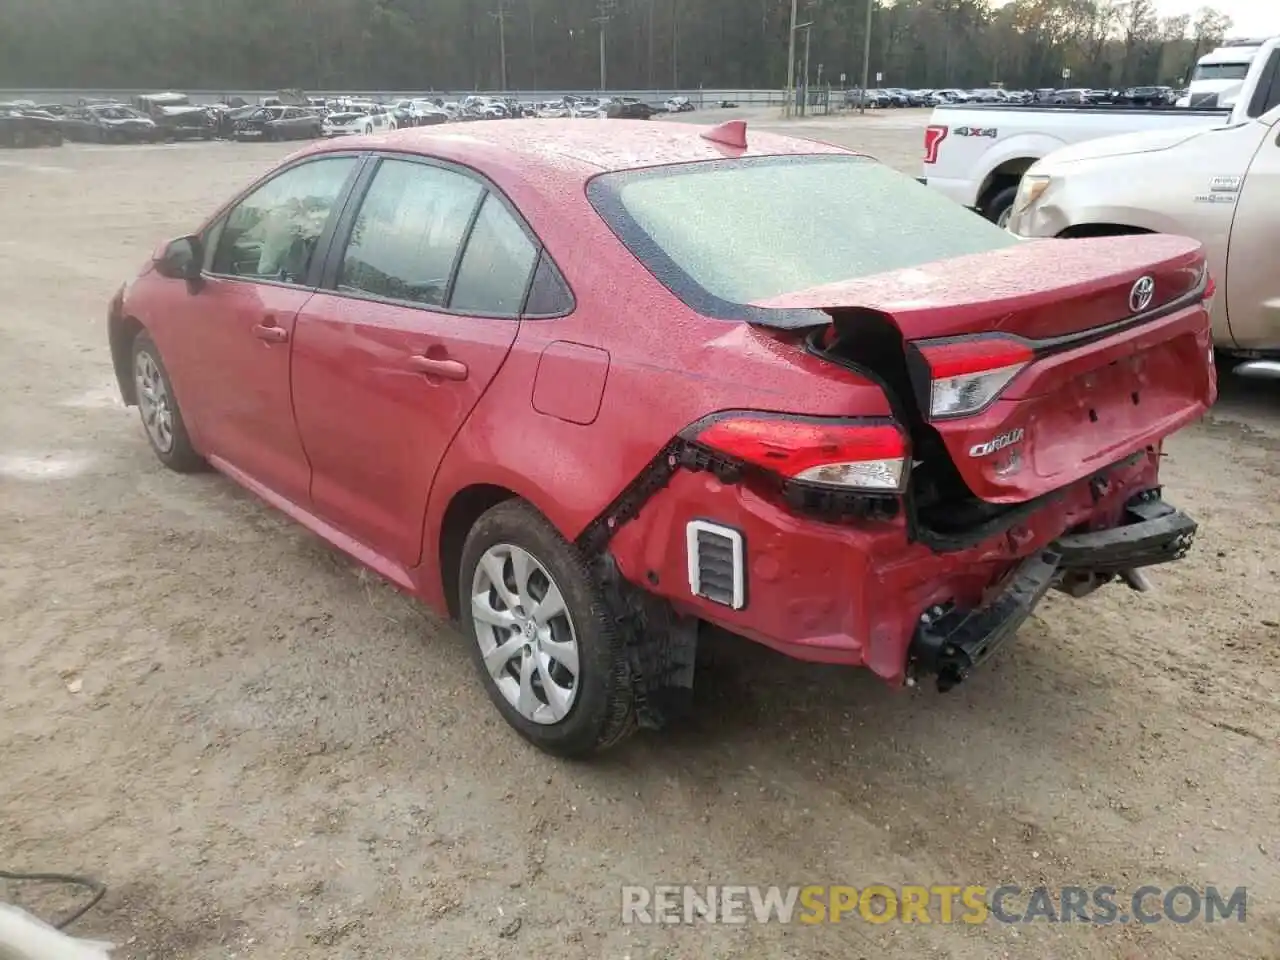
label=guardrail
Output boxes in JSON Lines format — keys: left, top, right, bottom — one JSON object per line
{"left": 0, "top": 88, "right": 789, "bottom": 107}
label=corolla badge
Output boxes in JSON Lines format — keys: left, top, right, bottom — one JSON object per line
{"left": 1129, "top": 276, "right": 1155, "bottom": 313}
{"left": 969, "top": 427, "right": 1024, "bottom": 458}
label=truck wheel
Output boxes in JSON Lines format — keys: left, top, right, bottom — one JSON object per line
{"left": 983, "top": 185, "right": 1019, "bottom": 228}
{"left": 459, "top": 500, "right": 635, "bottom": 758}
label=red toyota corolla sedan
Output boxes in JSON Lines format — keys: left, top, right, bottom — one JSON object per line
{"left": 108, "top": 120, "right": 1215, "bottom": 756}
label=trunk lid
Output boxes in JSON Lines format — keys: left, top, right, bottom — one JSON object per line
{"left": 751, "top": 234, "right": 1216, "bottom": 504}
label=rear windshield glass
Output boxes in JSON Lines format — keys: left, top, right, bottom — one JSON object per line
{"left": 588, "top": 155, "right": 1019, "bottom": 321}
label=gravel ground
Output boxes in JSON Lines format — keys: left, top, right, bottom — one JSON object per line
{"left": 1, "top": 112, "right": 1278, "bottom": 959}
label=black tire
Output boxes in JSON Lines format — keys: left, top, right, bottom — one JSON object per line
{"left": 459, "top": 500, "right": 635, "bottom": 757}
{"left": 982, "top": 185, "right": 1019, "bottom": 227}
{"left": 131, "top": 331, "right": 204, "bottom": 473}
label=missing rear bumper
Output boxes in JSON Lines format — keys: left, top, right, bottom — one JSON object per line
{"left": 908, "top": 492, "right": 1196, "bottom": 691}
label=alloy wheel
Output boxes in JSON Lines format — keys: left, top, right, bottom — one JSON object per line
{"left": 470, "top": 543, "right": 579, "bottom": 725}
{"left": 135, "top": 350, "right": 174, "bottom": 454}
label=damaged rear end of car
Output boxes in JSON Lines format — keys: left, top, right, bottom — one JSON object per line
{"left": 753, "top": 233, "right": 1214, "bottom": 688}
{"left": 584, "top": 150, "right": 1215, "bottom": 713}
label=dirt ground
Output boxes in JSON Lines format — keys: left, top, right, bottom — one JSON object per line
{"left": 1, "top": 112, "right": 1278, "bottom": 960}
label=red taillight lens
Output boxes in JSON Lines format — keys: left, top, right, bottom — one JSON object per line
{"left": 923, "top": 125, "right": 948, "bottom": 164}
{"left": 686, "top": 414, "right": 908, "bottom": 492}
{"left": 916, "top": 336, "right": 1034, "bottom": 419}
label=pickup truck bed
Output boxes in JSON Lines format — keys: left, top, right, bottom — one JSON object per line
{"left": 920, "top": 103, "right": 1231, "bottom": 225}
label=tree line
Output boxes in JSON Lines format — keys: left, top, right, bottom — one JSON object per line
{"left": 0, "top": 0, "right": 1236, "bottom": 93}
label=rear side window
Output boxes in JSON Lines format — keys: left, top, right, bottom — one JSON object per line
{"left": 448, "top": 194, "right": 537, "bottom": 316}
{"left": 338, "top": 159, "right": 483, "bottom": 307}
{"left": 588, "top": 155, "right": 1019, "bottom": 320}
{"left": 524, "top": 252, "right": 574, "bottom": 317}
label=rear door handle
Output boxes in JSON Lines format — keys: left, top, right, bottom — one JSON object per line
{"left": 252, "top": 319, "right": 289, "bottom": 343}
{"left": 408, "top": 355, "right": 469, "bottom": 381}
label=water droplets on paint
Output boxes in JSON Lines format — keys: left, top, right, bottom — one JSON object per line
{"left": 0, "top": 452, "right": 96, "bottom": 480}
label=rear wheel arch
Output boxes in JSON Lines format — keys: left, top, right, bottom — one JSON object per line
{"left": 1056, "top": 223, "right": 1154, "bottom": 239}
{"left": 438, "top": 484, "right": 521, "bottom": 619}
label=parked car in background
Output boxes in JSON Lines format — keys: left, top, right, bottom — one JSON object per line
{"left": 0, "top": 104, "right": 64, "bottom": 147}
{"left": 920, "top": 37, "right": 1280, "bottom": 226}
{"left": 111, "top": 120, "right": 1212, "bottom": 756}
{"left": 1008, "top": 70, "right": 1280, "bottom": 371}
{"left": 847, "top": 89, "right": 893, "bottom": 108}
{"left": 606, "top": 98, "right": 662, "bottom": 120}
{"left": 394, "top": 99, "right": 450, "bottom": 127}
{"left": 321, "top": 104, "right": 397, "bottom": 136}
{"left": 233, "top": 106, "right": 323, "bottom": 141}
{"left": 535, "top": 100, "right": 571, "bottom": 119}
{"left": 460, "top": 96, "right": 509, "bottom": 120}
{"left": 664, "top": 96, "right": 694, "bottom": 112}
{"left": 1121, "top": 85, "right": 1176, "bottom": 105}
{"left": 132, "top": 92, "right": 216, "bottom": 140}
{"left": 61, "top": 104, "right": 159, "bottom": 143}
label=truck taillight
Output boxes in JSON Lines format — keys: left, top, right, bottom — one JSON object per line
{"left": 915, "top": 336, "right": 1034, "bottom": 419}
{"left": 683, "top": 413, "right": 908, "bottom": 492}
{"left": 923, "top": 125, "right": 948, "bottom": 164}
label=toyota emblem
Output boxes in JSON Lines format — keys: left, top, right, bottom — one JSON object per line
{"left": 1129, "top": 276, "right": 1155, "bottom": 313}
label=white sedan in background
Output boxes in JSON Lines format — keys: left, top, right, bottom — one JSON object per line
{"left": 321, "top": 104, "right": 397, "bottom": 137}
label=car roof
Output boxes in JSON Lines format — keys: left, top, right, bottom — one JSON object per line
{"left": 306, "top": 118, "right": 852, "bottom": 185}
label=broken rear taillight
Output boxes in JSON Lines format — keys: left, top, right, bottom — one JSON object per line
{"left": 684, "top": 413, "right": 908, "bottom": 492}
{"left": 915, "top": 335, "right": 1034, "bottom": 419}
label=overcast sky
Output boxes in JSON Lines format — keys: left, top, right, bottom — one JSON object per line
{"left": 1154, "top": 0, "right": 1280, "bottom": 37}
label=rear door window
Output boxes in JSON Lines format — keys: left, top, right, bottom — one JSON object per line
{"left": 336, "top": 158, "right": 484, "bottom": 307}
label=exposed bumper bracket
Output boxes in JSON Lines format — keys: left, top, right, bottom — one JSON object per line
{"left": 908, "top": 549, "right": 1060, "bottom": 692}
{"left": 1052, "top": 491, "right": 1196, "bottom": 574}
{"left": 909, "top": 492, "right": 1195, "bottom": 691}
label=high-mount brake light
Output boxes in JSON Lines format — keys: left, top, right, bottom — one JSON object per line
{"left": 686, "top": 414, "right": 908, "bottom": 492}
{"left": 917, "top": 336, "right": 1034, "bottom": 419}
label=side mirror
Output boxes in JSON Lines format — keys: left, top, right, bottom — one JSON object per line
{"left": 154, "top": 235, "right": 204, "bottom": 287}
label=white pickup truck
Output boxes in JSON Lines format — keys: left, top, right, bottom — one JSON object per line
{"left": 920, "top": 37, "right": 1280, "bottom": 226}
{"left": 1006, "top": 41, "right": 1280, "bottom": 373}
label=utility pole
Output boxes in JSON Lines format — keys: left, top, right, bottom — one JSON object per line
{"left": 802, "top": 23, "right": 812, "bottom": 116}
{"left": 785, "top": 0, "right": 798, "bottom": 117}
{"left": 673, "top": 0, "right": 680, "bottom": 88}
{"left": 648, "top": 0, "right": 656, "bottom": 90}
{"left": 490, "top": 0, "right": 509, "bottom": 92}
{"left": 859, "top": 0, "right": 873, "bottom": 114}
{"left": 594, "top": 0, "right": 616, "bottom": 93}
{"left": 529, "top": 0, "right": 537, "bottom": 91}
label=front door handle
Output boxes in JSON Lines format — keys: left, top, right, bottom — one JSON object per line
{"left": 408, "top": 355, "right": 469, "bottom": 381}
{"left": 253, "top": 319, "right": 289, "bottom": 343}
